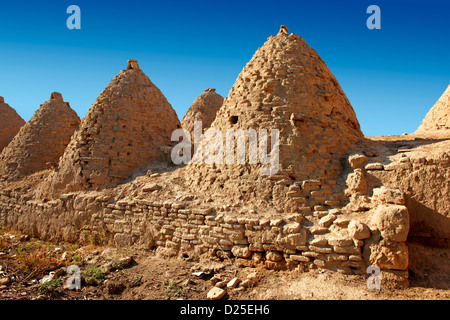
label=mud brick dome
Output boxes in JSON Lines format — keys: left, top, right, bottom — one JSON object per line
{"left": 181, "top": 88, "right": 224, "bottom": 138}
{"left": 416, "top": 84, "right": 450, "bottom": 132}
{"left": 0, "top": 93, "right": 80, "bottom": 182}
{"left": 0, "top": 96, "right": 25, "bottom": 153}
{"left": 185, "top": 26, "right": 364, "bottom": 211}
{"left": 41, "top": 60, "right": 181, "bottom": 197}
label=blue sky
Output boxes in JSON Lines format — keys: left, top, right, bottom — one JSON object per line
{"left": 0, "top": 0, "right": 449, "bottom": 136}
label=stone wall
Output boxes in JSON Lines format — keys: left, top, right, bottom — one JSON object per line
{"left": 0, "top": 176, "right": 410, "bottom": 285}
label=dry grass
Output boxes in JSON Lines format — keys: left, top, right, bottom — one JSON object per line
{"left": 0, "top": 228, "right": 61, "bottom": 281}
{"left": 28, "top": 169, "right": 52, "bottom": 178}
{"left": 16, "top": 243, "right": 59, "bottom": 273}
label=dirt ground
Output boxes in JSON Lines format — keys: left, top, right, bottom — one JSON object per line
{"left": 0, "top": 228, "right": 448, "bottom": 301}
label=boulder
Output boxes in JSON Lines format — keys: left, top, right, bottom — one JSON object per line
{"left": 207, "top": 287, "right": 226, "bottom": 300}
{"left": 345, "top": 169, "right": 368, "bottom": 195}
{"left": 348, "top": 154, "right": 369, "bottom": 169}
{"left": 231, "top": 245, "right": 251, "bottom": 258}
{"left": 348, "top": 220, "right": 371, "bottom": 240}
{"left": 368, "top": 240, "right": 409, "bottom": 270}
{"left": 371, "top": 205, "right": 410, "bottom": 242}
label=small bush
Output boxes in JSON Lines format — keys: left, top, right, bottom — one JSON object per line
{"left": 83, "top": 266, "right": 107, "bottom": 283}
{"left": 38, "top": 278, "right": 62, "bottom": 294}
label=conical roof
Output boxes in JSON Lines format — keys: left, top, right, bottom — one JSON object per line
{"left": 0, "top": 93, "right": 80, "bottom": 182}
{"left": 185, "top": 26, "right": 363, "bottom": 211}
{"left": 41, "top": 60, "right": 181, "bottom": 197}
{"left": 181, "top": 88, "right": 224, "bottom": 136}
{"left": 416, "top": 84, "right": 450, "bottom": 132}
{"left": 0, "top": 96, "right": 25, "bottom": 153}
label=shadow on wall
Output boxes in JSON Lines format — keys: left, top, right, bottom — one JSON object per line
{"left": 406, "top": 196, "right": 450, "bottom": 241}
{"left": 406, "top": 196, "right": 450, "bottom": 290}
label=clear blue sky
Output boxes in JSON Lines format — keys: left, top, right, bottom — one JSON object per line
{"left": 0, "top": 0, "right": 449, "bottom": 136}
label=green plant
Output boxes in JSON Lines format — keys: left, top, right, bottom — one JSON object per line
{"left": 166, "top": 280, "right": 189, "bottom": 297}
{"left": 38, "top": 278, "right": 62, "bottom": 294}
{"left": 18, "top": 244, "right": 30, "bottom": 252}
{"left": 88, "top": 229, "right": 107, "bottom": 247}
{"left": 72, "top": 255, "right": 82, "bottom": 266}
{"left": 83, "top": 266, "right": 107, "bottom": 283}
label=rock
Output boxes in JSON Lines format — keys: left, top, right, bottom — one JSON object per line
{"left": 283, "top": 222, "right": 301, "bottom": 234}
{"left": 114, "top": 233, "right": 132, "bottom": 247}
{"left": 318, "top": 214, "right": 337, "bottom": 228}
{"left": 368, "top": 240, "right": 409, "bottom": 270}
{"left": 113, "top": 256, "right": 133, "bottom": 270}
{"left": 348, "top": 221, "right": 371, "bottom": 240}
{"left": 365, "top": 163, "right": 384, "bottom": 170}
{"left": 372, "top": 187, "right": 405, "bottom": 205}
{"left": 210, "top": 275, "right": 222, "bottom": 285}
{"left": 371, "top": 205, "right": 410, "bottom": 242}
{"left": 240, "top": 279, "right": 252, "bottom": 288}
{"left": 142, "top": 183, "right": 160, "bottom": 192}
{"left": 313, "top": 259, "right": 327, "bottom": 268}
{"left": 348, "top": 154, "right": 369, "bottom": 169}
{"left": 334, "top": 219, "right": 350, "bottom": 227}
{"left": 328, "top": 237, "right": 353, "bottom": 247}
{"left": 345, "top": 168, "right": 368, "bottom": 195}
{"left": 290, "top": 255, "right": 310, "bottom": 262}
{"left": 231, "top": 245, "right": 251, "bottom": 258}
{"left": 207, "top": 287, "right": 226, "bottom": 300}
{"left": 227, "top": 278, "right": 240, "bottom": 289}
{"left": 0, "top": 277, "right": 10, "bottom": 286}
{"left": 311, "top": 226, "right": 329, "bottom": 234}
{"left": 310, "top": 238, "right": 328, "bottom": 246}
{"left": 215, "top": 280, "right": 228, "bottom": 288}
{"left": 251, "top": 252, "right": 264, "bottom": 264}
{"left": 265, "top": 251, "right": 283, "bottom": 262}
{"left": 344, "top": 194, "right": 372, "bottom": 212}
{"left": 246, "top": 271, "right": 261, "bottom": 282}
